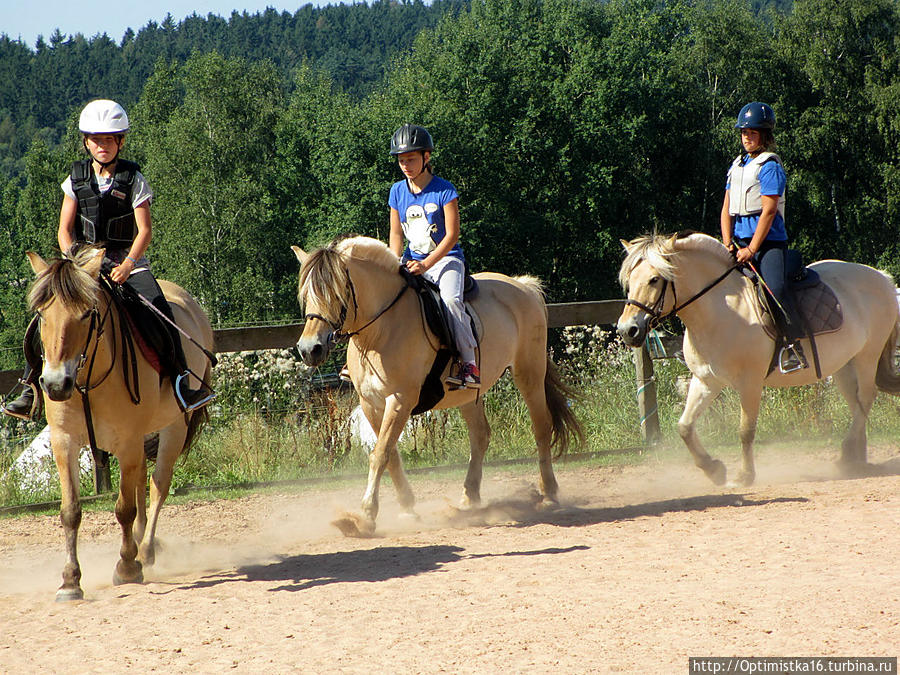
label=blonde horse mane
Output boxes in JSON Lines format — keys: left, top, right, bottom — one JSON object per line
{"left": 619, "top": 231, "right": 731, "bottom": 288}
{"left": 298, "top": 236, "right": 399, "bottom": 315}
{"left": 28, "top": 246, "right": 102, "bottom": 314}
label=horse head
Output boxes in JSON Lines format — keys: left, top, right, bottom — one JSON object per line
{"left": 292, "top": 243, "right": 352, "bottom": 366}
{"left": 616, "top": 234, "right": 678, "bottom": 347}
{"left": 27, "top": 247, "right": 104, "bottom": 401}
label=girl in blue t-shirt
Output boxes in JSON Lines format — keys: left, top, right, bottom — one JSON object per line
{"left": 388, "top": 123, "right": 479, "bottom": 388}
{"left": 720, "top": 102, "right": 806, "bottom": 372}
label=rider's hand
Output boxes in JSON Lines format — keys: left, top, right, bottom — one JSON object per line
{"left": 109, "top": 257, "right": 135, "bottom": 284}
{"left": 405, "top": 259, "right": 427, "bottom": 276}
{"left": 735, "top": 246, "right": 755, "bottom": 264}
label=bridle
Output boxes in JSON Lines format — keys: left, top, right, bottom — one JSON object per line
{"left": 304, "top": 271, "right": 409, "bottom": 342}
{"left": 624, "top": 262, "right": 742, "bottom": 328}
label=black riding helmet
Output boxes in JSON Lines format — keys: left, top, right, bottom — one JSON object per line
{"left": 735, "top": 102, "right": 776, "bottom": 130}
{"left": 390, "top": 123, "right": 434, "bottom": 155}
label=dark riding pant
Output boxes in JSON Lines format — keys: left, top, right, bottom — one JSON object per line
{"left": 738, "top": 238, "right": 804, "bottom": 341}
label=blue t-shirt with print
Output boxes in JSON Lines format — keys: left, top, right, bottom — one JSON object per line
{"left": 389, "top": 175, "right": 464, "bottom": 262}
{"left": 727, "top": 158, "right": 788, "bottom": 242}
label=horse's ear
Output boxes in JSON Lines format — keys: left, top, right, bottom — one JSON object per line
{"left": 291, "top": 245, "right": 308, "bottom": 264}
{"left": 25, "top": 251, "right": 48, "bottom": 275}
{"left": 82, "top": 248, "right": 105, "bottom": 278}
{"left": 620, "top": 238, "right": 633, "bottom": 251}
{"left": 667, "top": 233, "right": 679, "bottom": 249}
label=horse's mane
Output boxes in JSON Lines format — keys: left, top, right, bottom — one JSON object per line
{"left": 619, "top": 231, "right": 731, "bottom": 288}
{"left": 298, "top": 236, "right": 398, "bottom": 313}
{"left": 28, "top": 246, "right": 101, "bottom": 313}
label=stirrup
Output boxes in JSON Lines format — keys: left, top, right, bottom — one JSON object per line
{"left": 2, "top": 380, "right": 40, "bottom": 421}
{"left": 778, "top": 343, "right": 807, "bottom": 374}
{"left": 445, "top": 361, "right": 465, "bottom": 389}
{"left": 174, "top": 372, "right": 216, "bottom": 413}
{"left": 339, "top": 365, "right": 352, "bottom": 382}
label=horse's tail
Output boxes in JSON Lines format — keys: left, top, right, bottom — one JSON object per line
{"left": 545, "top": 355, "right": 585, "bottom": 457}
{"left": 875, "top": 318, "right": 900, "bottom": 394}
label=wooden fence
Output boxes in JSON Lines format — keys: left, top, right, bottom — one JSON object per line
{"left": 1, "top": 299, "right": 668, "bottom": 444}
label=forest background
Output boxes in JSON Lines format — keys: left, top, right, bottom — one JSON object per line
{"left": 0, "top": 0, "right": 898, "bottom": 370}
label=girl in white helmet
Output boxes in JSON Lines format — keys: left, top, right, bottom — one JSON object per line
{"left": 2, "top": 100, "right": 213, "bottom": 419}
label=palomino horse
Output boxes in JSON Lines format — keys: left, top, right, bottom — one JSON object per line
{"left": 26, "top": 247, "right": 213, "bottom": 601}
{"left": 617, "top": 232, "right": 900, "bottom": 486}
{"left": 292, "top": 236, "right": 582, "bottom": 536}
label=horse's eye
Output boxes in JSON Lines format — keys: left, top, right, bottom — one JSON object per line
{"left": 80, "top": 310, "right": 92, "bottom": 320}
{"left": 648, "top": 276, "right": 660, "bottom": 285}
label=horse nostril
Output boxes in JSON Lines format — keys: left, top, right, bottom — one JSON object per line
{"left": 627, "top": 325, "right": 640, "bottom": 339}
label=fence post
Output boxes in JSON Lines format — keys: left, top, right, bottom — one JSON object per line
{"left": 633, "top": 342, "right": 661, "bottom": 445}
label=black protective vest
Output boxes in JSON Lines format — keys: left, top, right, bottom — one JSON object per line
{"left": 70, "top": 159, "right": 139, "bottom": 249}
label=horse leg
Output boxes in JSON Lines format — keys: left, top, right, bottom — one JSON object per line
{"left": 832, "top": 361, "right": 876, "bottom": 470}
{"left": 735, "top": 386, "right": 763, "bottom": 486}
{"left": 458, "top": 398, "right": 491, "bottom": 509}
{"left": 51, "top": 431, "right": 84, "bottom": 602}
{"left": 138, "top": 423, "right": 187, "bottom": 567}
{"left": 512, "top": 363, "right": 559, "bottom": 507}
{"left": 678, "top": 376, "right": 727, "bottom": 485}
{"left": 352, "top": 397, "right": 411, "bottom": 535}
{"left": 112, "top": 446, "right": 144, "bottom": 586}
{"left": 133, "top": 457, "right": 148, "bottom": 548}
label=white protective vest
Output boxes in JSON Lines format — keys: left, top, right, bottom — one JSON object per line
{"left": 727, "top": 151, "right": 785, "bottom": 218}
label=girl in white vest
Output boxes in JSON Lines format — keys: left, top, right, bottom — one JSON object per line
{"left": 720, "top": 101, "right": 807, "bottom": 372}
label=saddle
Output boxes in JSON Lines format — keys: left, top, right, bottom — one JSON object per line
{"left": 398, "top": 267, "right": 481, "bottom": 415}
{"left": 746, "top": 249, "right": 843, "bottom": 377}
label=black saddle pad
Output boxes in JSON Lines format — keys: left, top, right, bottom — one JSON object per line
{"left": 104, "top": 278, "right": 177, "bottom": 375}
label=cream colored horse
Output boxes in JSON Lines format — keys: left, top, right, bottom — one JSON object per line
{"left": 617, "top": 232, "right": 900, "bottom": 486}
{"left": 292, "top": 236, "right": 582, "bottom": 536}
{"left": 27, "top": 247, "right": 213, "bottom": 601}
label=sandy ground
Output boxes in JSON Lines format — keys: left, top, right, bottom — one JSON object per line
{"left": 0, "top": 442, "right": 897, "bottom": 674}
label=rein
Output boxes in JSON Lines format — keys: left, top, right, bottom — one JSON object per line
{"left": 305, "top": 273, "right": 409, "bottom": 342}
{"left": 625, "top": 262, "right": 742, "bottom": 327}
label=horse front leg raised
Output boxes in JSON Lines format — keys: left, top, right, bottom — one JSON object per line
{"left": 458, "top": 398, "right": 491, "bottom": 509}
{"left": 678, "top": 376, "right": 727, "bottom": 485}
{"left": 334, "top": 396, "right": 412, "bottom": 537}
{"left": 51, "top": 430, "right": 84, "bottom": 602}
{"left": 112, "top": 444, "right": 144, "bottom": 586}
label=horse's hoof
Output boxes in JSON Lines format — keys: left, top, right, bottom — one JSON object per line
{"left": 55, "top": 587, "right": 84, "bottom": 602}
{"left": 537, "top": 497, "right": 560, "bottom": 511}
{"left": 836, "top": 460, "right": 878, "bottom": 478}
{"left": 703, "top": 460, "right": 727, "bottom": 486}
{"left": 137, "top": 547, "right": 156, "bottom": 568}
{"left": 331, "top": 512, "right": 376, "bottom": 538}
{"left": 113, "top": 562, "right": 144, "bottom": 586}
{"left": 458, "top": 495, "right": 481, "bottom": 511}
{"left": 734, "top": 471, "right": 755, "bottom": 487}
{"left": 397, "top": 510, "right": 420, "bottom": 523}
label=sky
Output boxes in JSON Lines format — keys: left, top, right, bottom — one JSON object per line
{"left": 4, "top": 0, "right": 338, "bottom": 49}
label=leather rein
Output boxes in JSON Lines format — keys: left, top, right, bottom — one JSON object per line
{"left": 304, "top": 271, "right": 409, "bottom": 342}
{"left": 624, "top": 262, "right": 742, "bottom": 328}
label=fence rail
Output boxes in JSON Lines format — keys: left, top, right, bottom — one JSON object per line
{"left": 1, "top": 299, "right": 666, "bottom": 443}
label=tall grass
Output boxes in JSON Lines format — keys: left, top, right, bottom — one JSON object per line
{"left": 3, "top": 336, "right": 900, "bottom": 509}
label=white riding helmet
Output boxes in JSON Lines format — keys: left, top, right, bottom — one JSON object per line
{"left": 78, "top": 99, "right": 129, "bottom": 135}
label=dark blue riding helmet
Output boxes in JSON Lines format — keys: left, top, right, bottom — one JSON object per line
{"left": 735, "top": 102, "right": 776, "bottom": 130}
{"left": 390, "top": 123, "right": 434, "bottom": 156}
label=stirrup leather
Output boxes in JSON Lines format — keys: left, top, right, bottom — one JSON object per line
{"left": 174, "top": 372, "right": 216, "bottom": 413}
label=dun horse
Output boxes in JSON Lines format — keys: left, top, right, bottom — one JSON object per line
{"left": 617, "top": 232, "right": 900, "bottom": 485}
{"left": 293, "top": 236, "right": 582, "bottom": 536}
{"left": 27, "top": 247, "right": 213, "bottom": 600}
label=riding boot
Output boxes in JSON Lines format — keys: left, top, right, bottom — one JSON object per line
{"left": 3, "top": 364, "right": 41, "bottom": 420}
{"left": 165, "top": 310, "right": 215, "bottom": 413}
